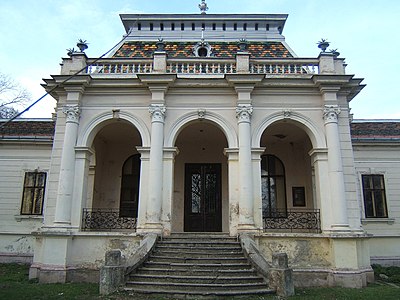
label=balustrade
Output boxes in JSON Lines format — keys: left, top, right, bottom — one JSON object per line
{"left": 263, "top": 209, "right": 321, "bottom": 233}
{"left": 81, "top": 208, "right": 137, "bottom": 231}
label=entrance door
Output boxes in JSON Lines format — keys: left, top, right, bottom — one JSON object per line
{"left": 184, "top": 163, "right": 222, "bottom": 232}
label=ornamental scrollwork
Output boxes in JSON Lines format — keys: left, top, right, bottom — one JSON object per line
{"left": 62, "top": 105, "right": 81, "bottom": 123}
{"left": 198, "top": 109, "right": 206, "bottom": 120}
{"left": 323, "top": 105, "right": 341, "bottom": 123}
{"left": 236, "top": 105, "right": 253, "bottom": 123}
{"left": 149, "top": 104, "right": 166, "bottom": 123}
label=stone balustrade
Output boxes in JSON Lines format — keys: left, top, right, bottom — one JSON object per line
{"left": 64, "top": 52, "right": 342, "bottom": 76}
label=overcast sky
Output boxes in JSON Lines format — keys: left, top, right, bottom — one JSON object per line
{"left": 1, "top": 0, "right": 399, "bottom": 119}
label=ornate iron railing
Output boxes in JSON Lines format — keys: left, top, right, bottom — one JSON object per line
{"left": 263, "top": 209, "right": 321, "bottom": 233}
{"left": 81, "top": 208, "right": 137, "bottom": 231}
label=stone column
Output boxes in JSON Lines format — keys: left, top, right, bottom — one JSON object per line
{"left": 236, "top": 105, "right": 255, "bottom": 231}
{"left": 71, "top": 147, "right": 93, "bottom": 228}
{"left": 54, "top": 105, "right": 81, "bottom": 226}
{"left": 145, "top": 104, "right": 166, "bottom": 231}
{"left": 323, "top": 105, "right": 349, "bottom": 230}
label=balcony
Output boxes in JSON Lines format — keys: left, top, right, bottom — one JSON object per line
{"left": 63, "top": 51, "right": 343, "bottom": 77}
{"left": 263, "top": 209, "right": 321, "bottom": 233}
{"left": 81, "top": 208, "right": 137, "bottom": 231}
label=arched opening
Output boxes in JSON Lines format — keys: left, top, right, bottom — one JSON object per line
{"left": 172, "top": 121, "right": 228, "bottom": 232}
{"left": 120, "top": 154, "right": 141, "bottom": 218}
{"left": 261, "top": 154, "right": 287, "bottom": 217}
{"left": 260, "top": 121, "right": 320, "bottom": 232}
{"left": 83, "top": 121, "right": 142, "bottom": 231}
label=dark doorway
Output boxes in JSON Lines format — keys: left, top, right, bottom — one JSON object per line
{"left": 184, "top": 163, "right": 222, "bottom": 232}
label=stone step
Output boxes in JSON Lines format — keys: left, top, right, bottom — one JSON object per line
{"left": 148, "top": 255, "right": 248, "bottom": 264}
{"left": 155, "top": 244, "right": 242, "bottom": 252}
{"left": 128, "top": 273, "right": 265, "bottom": 284}
{"left": 125, "top": 286, "right": 275, "bottom": 297}
{"left": 136, "top": 266, "right": 259, "bottom": 276}
{"left": 125, "top": 280, "right": 268, "bottom": 292}
{"left": 157, "top": 241, "right": 241, "bottom": 249}
{"left": 152, "top": 249, "right": 244, "bottom": 258}
{"left": 143, "top": 261, "right": 253, "bottom": 270}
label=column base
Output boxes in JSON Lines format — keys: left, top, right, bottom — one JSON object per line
{"left": 330, "top": 224, "right": 351, "bottom": 232}
{"left": 237, "top": 223, "right": 259, "bottom": 234}
{"left": 137, "top": 222, "right": 163, "bottom": 235}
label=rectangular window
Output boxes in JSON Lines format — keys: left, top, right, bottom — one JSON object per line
{"left": 171, "top": 23, "right": 175, "bottom": 31}
{"left": 234, "top": 23, "right": 237, "bottom": 31}
{"left": 212, "top": 23, "right": 216, "bottom": 30}
{"left": 160, "top": 23, "right": 164, "bottom": 31}
{"left": 137, "top": 23, "right": 141, "bottom": 31}
{"left": 192, "top": 23, "right": 195, "bottom": 31}
{"left": 149, "top": 23, "right": 153, "bottom": 31}
{"left": 362, "top": 174, "right": 388, "bottom": 218}
{"left": 21, "top": 172, "right": 46, "bottom": 215}
{"left": 181, "top": 23, "right": 185, "bottom": 31}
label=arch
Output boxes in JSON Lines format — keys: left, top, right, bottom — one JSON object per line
{"left": 165, "top": 111, "right": 238, "bottom": 148}
{"left": 252, "top": 111, "right": 326, "bottom": 149}
{"left": 77, "top": 111, "right": 150, "bottom": 148}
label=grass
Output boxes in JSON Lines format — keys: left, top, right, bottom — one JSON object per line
{"left": 0, "top": 264, "right": 399, "bottom": 299}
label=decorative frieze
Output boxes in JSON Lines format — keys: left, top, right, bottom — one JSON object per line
{"left": 149, "top": 104, "right": 166, "bottom": 123}
{"left": 62, "top": 105, "right": 81, "bottom": 123}
{"left": 323, "top": 105, "right": 341, "bottom": 123}
{"left": 236, "top": 105, "right": 253, "bottom": 123}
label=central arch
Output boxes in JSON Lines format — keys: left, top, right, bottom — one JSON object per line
{"left": 171, "top": 120, "right": 229, "bottom": 233}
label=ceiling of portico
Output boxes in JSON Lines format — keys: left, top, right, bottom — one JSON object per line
{"left": 261, "top": 122, "right": 312, "bottom": 147}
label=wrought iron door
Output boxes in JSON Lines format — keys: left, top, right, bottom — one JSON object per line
{"left": 184, "top": 164, "right": 222, "bottom": 232}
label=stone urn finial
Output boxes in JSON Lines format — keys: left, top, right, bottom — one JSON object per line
{"left": 238, "top": 39, "right": 248, "bottom": 51}
{"left": 317, "top": 39, "right": 329, "bottom": 52}
{"left": 77, "top": 39, "right": 88, "bottom": 52}
{"left": 156, "top": 38, "right": 165, "bottom": 51}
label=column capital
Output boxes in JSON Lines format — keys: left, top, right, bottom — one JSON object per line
{"left": 149, "top": 104, "right": 166, "bottom": 123}
{"left": 62, "top": 105, "right": 81, "bottom": 124}
{"left": 236, "top": 105, "right": 253, "bottom": 123}
{"left": 323, "top": 105, "right": 341, "bottom": 124}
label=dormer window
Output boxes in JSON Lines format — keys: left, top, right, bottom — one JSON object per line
{"left": 198, "top": 47, "right": 208, "bottom": 57}
{"left": 193, "top": 41, "right": 213, "bottom": 57}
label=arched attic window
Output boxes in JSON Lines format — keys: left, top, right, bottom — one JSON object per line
{"left": 119, "top": 154, "right": 141, "bottom": 218}
{"left": 261, "top": 154, "right": 287, "bottom": 217}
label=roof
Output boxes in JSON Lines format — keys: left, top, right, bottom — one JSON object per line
{"left": 113, "top": 41, "right": 293, "bottom": 58}
{"left": 0, "top": 119, "right": 55, "bottom": 141}
{"left": 351, "top": 120, "right": 400, "bottom": 142}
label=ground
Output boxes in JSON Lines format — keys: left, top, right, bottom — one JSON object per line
{"left": 0, "top": 264, "right": 399, "bottom": 299}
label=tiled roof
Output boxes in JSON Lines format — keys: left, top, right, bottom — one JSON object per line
{"left": 0, "top": 120, "right": 55, "bottom": 140}
{"left": 351, "top": 121, "right": 400, "bottom": 141}
{"left": 113, "top": 42, "right": 293, "bottom": 58}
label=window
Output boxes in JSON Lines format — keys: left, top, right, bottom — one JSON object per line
{"left": 137, "top": 23, "right": 141, "bottom": 30}
{"left": 255, "top": 23, "right": 259, "bottom": 31}
{"left": 261, "top": 155, "right": 287, "bottom": 217}
{"left": 212, "top": 23, "right": 216, "bottom": 30}
{"left": 222, "top": 23, "right": 226, "bottom": 31}
{"left": 149, "top": 23, "right": 153, "bottom": 31}
{"left": 181, "top": 23, "right": 185, "bottom": 31}
{"left": 171, "top": 23, "right": 175, "bottom": 31}
{"left": 234, "top": 23, "right": 237, "bottom": 30}
{"left": 362, "top": 174, "right": 388, "bottom": 218}
{"left": 243, "top": 23, "right": 247, "bottom": 31}
{"left": 202, "top": 23, "right": 205, "bottom": 30}
{"left": 160, "top": 23, "right": 164, "bottom": 31}
{"left": 266, "top": 24, "right": 270, "bottom": 31}
{"left": 120, "top": 154, "right": 141, "bottom": 218}
{"left": 192, "top": 23, "right": 195, "bottom": 30}
{"left": 21, "top": 172, "right": 46, "bottom": 215}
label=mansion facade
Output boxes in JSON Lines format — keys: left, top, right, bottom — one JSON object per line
{"left": 0, "top": 10, "right": 399, "bottom": 288}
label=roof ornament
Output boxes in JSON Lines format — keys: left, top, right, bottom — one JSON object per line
{"left": 199, "top": 0, "right": 209, "bottom": 14}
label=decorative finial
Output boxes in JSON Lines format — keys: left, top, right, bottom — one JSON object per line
{"left": 199, "top": 0, "right": 208, "bottom": 14}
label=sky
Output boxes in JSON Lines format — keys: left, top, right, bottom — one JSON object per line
{"left": 0, "top": 0, "right": 399, "bottom": 119}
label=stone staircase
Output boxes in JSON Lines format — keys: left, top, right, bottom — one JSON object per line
{"left": 124, "top": 233, "right": 274, "bottom": 297}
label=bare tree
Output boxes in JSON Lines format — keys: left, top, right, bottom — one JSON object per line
{"left": 0, "top": 72, "right": 31, "bottom": 118}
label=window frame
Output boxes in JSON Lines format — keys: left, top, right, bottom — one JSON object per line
{"left": 20, "top": 171, "right": 47, "bottom": 215}
{"left": 361, "top": 174, "right": 388, "bottom": 218}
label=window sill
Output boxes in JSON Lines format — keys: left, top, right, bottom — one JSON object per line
{"left": 14, "top": 215, "right": 44, "bottom": 222}
{"left": 361, "top": 218, "right": 395, "bottom": 225}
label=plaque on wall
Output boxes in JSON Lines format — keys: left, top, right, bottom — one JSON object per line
{"left": 292, "top": 186, "right": 306, "bottom": 207}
